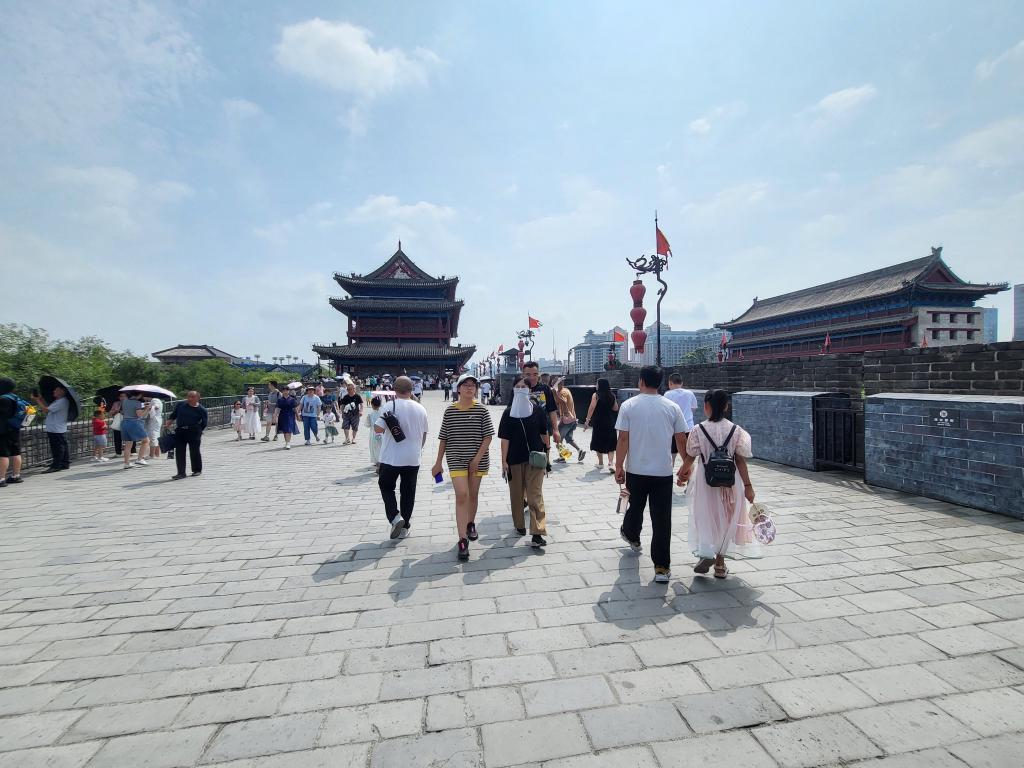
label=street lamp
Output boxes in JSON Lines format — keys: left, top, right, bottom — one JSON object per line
{"left": 626, "top": 251, "right": 668, "bottom": 367}
{"left": 515, "top": 329, "right": 535, "bottom": 364}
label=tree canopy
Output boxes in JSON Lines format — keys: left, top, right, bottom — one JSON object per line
{"left": 0, "top": 323, "right": 253, "bottom": 403}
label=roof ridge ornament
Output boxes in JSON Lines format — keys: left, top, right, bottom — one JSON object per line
{"left": 931, "top": 246, "right": 942, "bottom": 258}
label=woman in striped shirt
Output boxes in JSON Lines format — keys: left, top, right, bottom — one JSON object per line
{"left": 431, "top": 372, "right": 494, "bottom": 561}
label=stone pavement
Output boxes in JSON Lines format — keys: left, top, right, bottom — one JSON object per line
{"left": 2, "top": 391, "right": 1024, "bottom": 767}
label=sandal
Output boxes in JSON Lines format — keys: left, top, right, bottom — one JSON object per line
{"left": 693, "top": 558, "right": 714, "bottom": 574}
{"left": 714, "top": 563, "right": 729, "bottom": 579}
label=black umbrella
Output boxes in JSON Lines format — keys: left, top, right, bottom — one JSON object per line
{"left": 94, "top": 385, "right": 124, "bottom": 408}
{"left": 37, "top": 375, "right": 82, "bottom": 422}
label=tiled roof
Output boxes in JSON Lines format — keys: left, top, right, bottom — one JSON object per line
{"left": 728, "top": 314, "right": 917, "bottom": 346}
{"left": 329, "top": 297, "right": 462, "bottom": 313}
{"left": 719, "top": 253, "right": 1007, "bottom": 328}
{"left": 152, "top": 344, "right": 237, "bottom": 359}
{"left": 312, "top": 343, "right": 476, "bottom": 362}
{"left": 334, "top": 273, "right": 458, "bottom": 290}
{"left": 364, "top": 248, "right": 435, "bottom": 280}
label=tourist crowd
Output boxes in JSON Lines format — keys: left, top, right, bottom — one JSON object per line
{"left": 1, "top": 365, "right": 763, "bottom": 583}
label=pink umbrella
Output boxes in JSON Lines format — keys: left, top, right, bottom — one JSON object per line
{"left": 120, "top": 384, "right": 176, "bottom": 400}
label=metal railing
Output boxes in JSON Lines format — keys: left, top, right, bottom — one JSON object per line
{"left": 16, "top": 395, "right": 244, "bottom": 471}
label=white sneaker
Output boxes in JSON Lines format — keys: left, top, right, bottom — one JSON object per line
{"left": 389, "top": 516, "right": 405, "bottom": 540}
{"left": 99, "top": 456, "right": 110, "bottom": 462}
{"left": 134, "top": 459, "right": 149, "bottom": 467}
{"left": 285, "top": 444, "right": 291, "bottom": 450}
{"left": 304, "top": 441, "right": 311, "bottom": 446}
{"left": 123, "top": 463, "right": 133, "bottom": 470}
{"left": 654, "top": 569, "right": 671, "bottom": 584}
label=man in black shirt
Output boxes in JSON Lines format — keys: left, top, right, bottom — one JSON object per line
{"left": 498, "top": 376, "right": 550, "bottom": 547}
{"left": 338, "top": 383, "right": 364, "bottom": 445}
{"left": 165, "top": 390, "right": 208, "bottom": 479}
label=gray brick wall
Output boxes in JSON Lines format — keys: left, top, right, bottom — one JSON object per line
{"left": 732, "top": 392, "right": 817, "bottom": 471}
{"left": 865, "top": 393, "right": 1024, "bottom": 519}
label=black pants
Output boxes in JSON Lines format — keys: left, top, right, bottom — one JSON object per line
{"left": 174, "top": 429, "right": 203, "bottom": 475}
{"left": 621, "top": 472, "right": 673, "bottom": 569}
{"left": 47, "top": 432, "right": 70, "bottom": 469}
{"left": 378, "top": 463, "right": 418, "bottom": 524}
{"left": 112, "top": 429, "right": 123, "bottom": 456}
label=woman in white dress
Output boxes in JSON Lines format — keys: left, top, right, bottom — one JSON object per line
{"left": 677, "top": 389, "right": 760, "bottom": 578}
{"left": 242, "top": 387, "right": 262, "bottom": 440}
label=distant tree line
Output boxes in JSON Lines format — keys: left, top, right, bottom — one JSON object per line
{"left": 0, "top": 323, "right": 282, "bottom": 402}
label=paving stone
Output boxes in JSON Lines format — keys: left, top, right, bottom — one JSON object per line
{"left": 844, "top": 609, "right": 936, "bottom": 637}
{"left": 918, "top": 625, "right": 1015, "bottom": 656}
{"left": 88, "top": 726, "right": 217, "bottom": 768}
{"left": 175, "top": 684, "right": 288, "bottom": 726}
{"left": 846, "top": 700, "right": 980, "bottom": 753}
{"left": 652, "top": 730, "right": 776, "bottom": 768}
{"left": 369, "top": 727, "right": 481, "bottom": 768}
{"left": 780, "top": 617, "right": 869, "bottom": 646}
{"left": 985, "top": 617, "right": 1024, "bottom": 645}
{"left": 843, "top": 634, "right": 947, "bottom": 665}
{"left": 279, "top": 674, "right": 383, "bottom": 713}
{"left": 542, "top": 746, "right": 660, "bottom": 768}
{"left": 507, "top": 625, "right": 589, "bottom": 655}
{"left": 0, "top": 743, "right": 102, "bottom": 768}
{"left": 0, "top": 710, "right": 83, "bottom": 753}
{"left": 320, "top": 699, "right": 424, "bottom": 744}
{"left": 426, "top": 688, "right": 523, "bottom": 731}
{"left": 630, "top": 634, "right": 720, "bottom": 666}
{"left": 674, "top": 686, "right": 785, "bottom": 733}
{"left": 472, "top": 654, "right": 556, "bottom": 687}
{"left": 753, "top": 714, "right": 882, "bottom": 767}
{"left": 609, "top": 664, "right": 709, "bottom": 702}
{"left": 202, "top": 744, "right": 370, "bottom": 768}
{"left": 481, "top": 712, "right": 590, "bottom": 767}
{"left": 522, "top": 674, "right": 616, "bottom": 716}
{"left": 948, "top": 732, "right": 1024, "bottom": 768}
{"left": 63, "top": 698, "right": 188, "bottom": 742}
{"left": 380, "top": 662, "right": 471, "bottom": 700}
{"left": 933, "top": 688, "right": 1024, "bottom": 736}
{"left": 201, "top": 713, "right": 325, "bottom": 763}
{"left": 223, "top": 636, "right": 314, "bottom": 664}
{"left": 346, "top": 643, "right": 428, "bottom": 673}
{"left": 764, "top": 673, "right": 875, "bottom": 718}
{"left": 844, "top": 747, "right": 969, "bottom": 767}
{"left": 428, "top": 634, "right": 507, "bottom": 665}
{"left": 693, "top": 653, "right": 791, "bottom": 689}
{"left": 923, "top": 654, "right": 1024, "bottom": 692}
{"left": 770, "top": 644, "right": 869, "bottom": 676}
{"left": 248, "top": 652, "right": 345, "bottom": 686}
{"left": 581, "top": 701, "right": 691, "bottom": 750}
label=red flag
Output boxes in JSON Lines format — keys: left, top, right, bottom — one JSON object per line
{"left": 529, "top": 316, "right": 542, "bottom": 329}
{"left": 656, "top": 226, "right": 672, "bottom": 257}
{"left": 720, "top": 333, "right": 728, "bottom": 348}
{"left": 613, "top": 330, "right": 626, "bottom": 343}
{"left": 823, "top": 332, "right": 831, "bottom": 352}
{"left": 921, "top": 334, "right": 928, "bottom": 348}
{"left": 498, "top": 344, "right": 504, "bottom": 353}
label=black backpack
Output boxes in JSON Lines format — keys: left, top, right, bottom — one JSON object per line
{"left": 699, "top": 424, "right": 737, "bottom": 487}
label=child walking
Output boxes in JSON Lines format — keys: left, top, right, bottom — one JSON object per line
{"left": 91, "top": 409, "right": 110, "bottom": 462}
{"left": 368, "top": 395, "right": 383, "bottom": 471}
{"left": 230, "top": 400, "right": 244, "bottom": 440}
{"left": 323, "top": 404, "right": 339, "bottom": 443}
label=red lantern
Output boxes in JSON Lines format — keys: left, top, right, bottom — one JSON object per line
{"left": 517, "top": 339, "right": 525, "bottom": 352}
{"left": 630, "top": 279, "right": 647, "bottom": 354}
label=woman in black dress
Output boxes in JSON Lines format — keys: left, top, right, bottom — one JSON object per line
{"left": 583, "top": 377, "right": 619, "bottom": 473}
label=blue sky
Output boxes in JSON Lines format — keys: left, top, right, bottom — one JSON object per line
{"left": 1, "top": 1, "right": 1022, "bottom": 364}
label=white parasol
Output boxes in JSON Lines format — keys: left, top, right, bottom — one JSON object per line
{"left": 120, "top": 384, "right": 176, "bottom": 400}
{"left": 287, "top": 381, "right": 303, "bottom": 389}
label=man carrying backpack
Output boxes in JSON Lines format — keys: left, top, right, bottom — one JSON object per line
{"left": 614, "top": 366, "right": 687, "bottom": 583}
{"left": 0, "top": 377, "right": 27, "bottom": 487}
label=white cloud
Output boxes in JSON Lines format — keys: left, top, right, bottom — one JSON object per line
{"left": 0, "top": 1, "right": 205, "bottom": 145}
{"left": 947, "top": 117, "right": 1024, "bottom": 169}
{"left": 347, "top": 195, "right": 456, "bottom": 224}
{"left": 810, "top": 83, "right": 878, "bottom": 121}
{"left": 223, "top": 98, "right": 262, "bottom": 120}
{"left": 255, "top": 201, "right": 339, "bottom": 245}
{"left": 513, "top": 179, "right": 617, "bottom": 251}
{"left": 689, "top": 101, "right": 747, "bottom": 135}
{"left": 275, "top": 19, "right": 439, "bottom": 98}
{"left": 976, "top": 39, "right": 1024, "bottom": 81}
{"left": 872, "top": 163, "right": 956, "bottom": 207}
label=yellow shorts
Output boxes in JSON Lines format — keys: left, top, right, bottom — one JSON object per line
{"left": 449, "top": 470, "right": 488, "bottom": 478}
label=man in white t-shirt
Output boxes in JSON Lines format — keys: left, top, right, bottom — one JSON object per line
{"left": 480, "top": 380, "right": 491, "bottom": 404}
{"left": 375, "top": 376, "right": 430, "bottom": 539}
{"left": 614, "top": 366, "right": 687, "bottom": 583}
{"left": 662, "top": 372, "right": 697, "bottom": 466}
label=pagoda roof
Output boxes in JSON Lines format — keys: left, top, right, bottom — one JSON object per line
{"left": 312, "top": 342, "right": 476, "bottom": 362}
{"left": 329, "top": 297, "right": 463, "bottom": 314}
{"left": 728, "top": 313, "right": 918, "bottom": 346}
{"left": 718, "top": 249, "right": 1008, "bottom": 329}
{"left": 152, "top": 344, "right": 238, "bottom": 361}
{"left": 334, "top": 246, "right": 459, "bottom": 291}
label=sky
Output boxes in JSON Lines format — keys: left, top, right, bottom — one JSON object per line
{"left": 1, "top": 1, "right": 1022, "bottom": 366}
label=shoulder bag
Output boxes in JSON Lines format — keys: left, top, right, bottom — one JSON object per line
{"left": 519, "top": 418, "right": 548, "bottom": 469}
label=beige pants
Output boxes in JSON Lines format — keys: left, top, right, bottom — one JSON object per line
{"left": 508, "top": 463, "right": 547, "bottom": 535}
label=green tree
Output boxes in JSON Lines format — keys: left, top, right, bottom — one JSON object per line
{"left": 683, "top": 347, "right": 714, "bottom": 365}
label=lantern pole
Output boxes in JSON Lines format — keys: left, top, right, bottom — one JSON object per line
{"left": 626, "top": 252, "right": 668, "bottom": 368}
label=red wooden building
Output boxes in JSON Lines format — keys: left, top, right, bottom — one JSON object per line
{"left": 312, "top": 247, "right": 475, "bottom": 377}
{"left": 718, "top": 248, "right": 1008, "bottom": 360}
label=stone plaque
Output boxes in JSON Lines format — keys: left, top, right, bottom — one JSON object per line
{"left": 930, "top": 408, "right": 961, "bottom": 429}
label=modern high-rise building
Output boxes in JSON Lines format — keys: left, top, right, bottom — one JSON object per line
{"left": 571, "top": 328, "right": 628, "bottom": 374}
{"left": 1015, "top": 285, "right": 1024, "bottom": 342}
{"left": 981, "top": 308, "right": 998, "bottom": 344}
{"left": 629, "top": 323, "right": 723, "bottom": 366}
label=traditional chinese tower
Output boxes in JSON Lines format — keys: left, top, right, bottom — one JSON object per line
{"left": 313, "top": 245, "right": 475, "bottom": 378}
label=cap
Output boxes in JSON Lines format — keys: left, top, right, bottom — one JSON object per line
{"left": 456, "top": 372, "right": 479, "bottom": 387}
